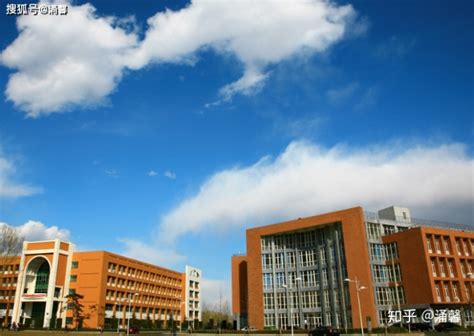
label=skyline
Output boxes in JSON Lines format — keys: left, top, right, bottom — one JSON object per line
{"left": 0, "top": 0, "right": 473, "bottom": 306}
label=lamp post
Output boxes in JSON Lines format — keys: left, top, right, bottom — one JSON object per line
{"left": 116, "top": 301, "right": 122, "bottom": 334}
{"left": 282, "top": 277, "right": 301, "bottom": 336}
{"left": 345, "top": 277, "right": 366, "bottom": 336}
{"left": 127, "top": 293, "right": 139, "bottom": 336}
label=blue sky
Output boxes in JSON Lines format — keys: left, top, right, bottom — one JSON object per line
{"left": 0, "top": 0, "right": 473, "bottom": 304}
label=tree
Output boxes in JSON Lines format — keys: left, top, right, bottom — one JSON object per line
{"left": 89, "top": 304, "right": 105, "bottom": 329}
{"left": 201, "top": 300, "right": 232, "bottom": 330}
{"left": 0, "top": 224, "right": 23, "bottom": 327}
{"left": 65, "top": 292, "right": 87, "bottom": 330}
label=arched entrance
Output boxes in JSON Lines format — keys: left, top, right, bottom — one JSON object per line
{"left": 22, "top": 257, "right": 51, "bottom": 328}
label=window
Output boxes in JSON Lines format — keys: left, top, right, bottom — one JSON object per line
{"left": 375, "top": 287, "right": 390, "bottom": 305}
{"left": 427, "top": 237, "right": 433, "bottom": 253}
{"left": 383, "top": 225, "right": 396, "bottom": 235}
{"left": 279, "top": 314, "right": 288, "bottom": 329}
{"left": 71, "top": 261, "right": 78, "bottom": 269}
{"left": 385, "top": 242, "right": 399, "bottom": 260}
{"left": 444, "top": 283, "right": 451, "bottom": 302}
{"left": 301, "top": 270, "right": 317, "bottom": 287}
{"left": 263, "top": 273, "right": 273, "bottom": 290}
{"left": 453, "top": 283, "right": 460, "bottom": 302}
{"left": 275, "top": 272, "right": 286, "bottom": 288}
{"left": 287, "top": 252, "right": 296, "bottom": 268}
{"left": 435, "top": 238, "right": 441, "bottom": 254}
{"left": 290, "top": 292, "right": 299, "bottom": 309}
{"left": 274, "top": 253, "right": 284, "bottom": 269}
{"left": 262, "top": 254, "right": 273, "bottom": 270}
{"left": 277, "top": 292, "right": 287, "bottom": 309}
{"left": 274, "top": 235, "right": 285, "bottom": 250}
{"left": 35, "top": 262, "right": 50, "bottom": 293}
{"left": 299, "top": 249, "right": 317, "bottom": 267}
{"left": 367, "top": 223, "right": 381, "bottom": 240}
{"left": 301, "top": 291, "right": 317, "bottom": 309}
{"left": 264, "top": 314, "right": 275, "bottom": 327}
{"left": 370, "top": 244, "right": 385, "bottom": 261}
{"left": 435, "top": 283, "right": 442, "bottom": 302}
{"left": 373, "top": 265, "right": 388, "bottom": 283}
{"left": 439, "top": 260, "right": 446, "bottom": 277}
{"left": 463, "top": 240, "right": 470, "bottom": 256}
{"left": 263, "top": 293, "right": 274, "bottom": 310}
{"left": 448, "top": 261, "right": 455, "bottom": 278}
{"left": 389, "top": 263, "right": 402, "bottom": 282}
{"left": 456, "top": 240, "right": 462, "bottom": 256}
{"left": 261, "top": 237, "right": 272, "bottom": 251}
{"left": 443, "top": 238, "right": 450, "bottom": 255}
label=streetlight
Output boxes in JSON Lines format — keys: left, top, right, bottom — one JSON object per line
{"left": 115, "top": 300, "right": 123, "bottom": 334}
{"left": 127, "top": 293, "right": 139, "bottom": 336}
{"left": 345, "top": 277, "right": 366, "bottom": 336}
{"left": 282, "top": 277, "right": 301, "bottom": 336}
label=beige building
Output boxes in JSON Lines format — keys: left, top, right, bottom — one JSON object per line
{"left": 1, "top": 239, "right": 202, "bottom": 329}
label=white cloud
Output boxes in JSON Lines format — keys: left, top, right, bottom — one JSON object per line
{"left": 118, "top": 238, "right": 185, "bottom": 267}
{"left": 164, "top": 170, "right": 176, "bottom": 180}
{"left": 2, "top": 0, "right": 357, "bottom": 116}
{"left": 0, "top": 220, "right": 70, "bottom": 241}
{"left": 201, "top": 278, "right": 231, "bottom": 308}
{"left": 129, "top": 0, "right": 355, "bottom": 102}
{"left": 0, "top": 150, "right": 41, "bottom": 198}
{"left": 148, "top": 170, "right": 158, "bottom": 177}
{"left": 1, "top": 0, "right": 139, "bottom": 117}
{"left": 158, "top": 141, "right": 473, "bottom": 241}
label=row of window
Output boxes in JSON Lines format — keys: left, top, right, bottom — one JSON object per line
{"left": 263, "top": 268, "right": 341, "bottom": 290}
{"left": 430, "top": 258, "right": 473, "bottom": 279}
{"left": 262, "top": 247, "right": 338, "bottom": 271}
{"left": 434, "top": 281, "right": 463, "bottom": 303}
{"left": 426, "top": 235, "right": 473, "bottom": 257}
{"left": 431, "top": 258, "right": 456, "bottom": 278}
{"left": 0, "top": 265, "right": 20, "bottom": 273}
{"left": 261, "top": 229, "right": 337, "bottom": 252}
{"left": 0, "top": 289, "right": 14, "bottom": 300}
{"left": 106, "top": 276, "right": 182, "bottom": 294}
{"left": 264, "top": 312, "right": 343, "bottom": 329}
{"left": 105, "top": 290, "right": 183, "bottom": 306}
{"left": 263, "top": 289, "right": 342, "bottom": 311}
{"left": 375, "top": 286, "right": 406, "bottom": 306}
{"left": 107, "top": 263, "right": 182, "bottom": 286}
{"left": 366, "top": 222, "right": 408, "bottom": 241}
{"left": 189, "top": 280, "right": 200, "bottom": 289}
{"left": 1, "top": 277, "right": 18, "bottom": 287}
{"left": 188, "top": 290, "right": 200, "bottom": 299}
{"left": 369, "top": 243, "right": 399, "bottom": 261}
{"left": 372, "top": 264, "right": 401, "bottom": 283}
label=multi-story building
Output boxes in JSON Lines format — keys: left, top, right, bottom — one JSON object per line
{"left": 184, "top": 265, "right": 202, "bottom": 328}
{"left": 232, "top": 206, "right": 473, "bottom": 330}
{"left": 382, "top": 225, "right": 473, "bottom": 321}
{"left": 0, "top": 239, "right": 202, "bottom": 329}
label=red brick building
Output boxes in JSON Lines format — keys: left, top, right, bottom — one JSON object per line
{"left": 232, "top": 206, "right": 473, "bottom": 330}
